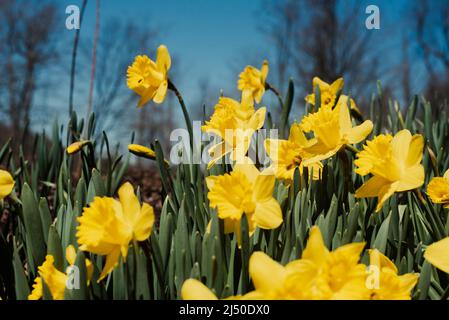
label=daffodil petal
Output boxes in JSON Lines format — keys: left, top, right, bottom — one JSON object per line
{"left": 375, "top": 181, "right": 398, "bottom": 212}
{"left": 249, "top": 252, "right": 286, "bottom": 294}
{"left": 253, "top": 173, "right": 275, "bottom": 201}
{"left": 153, "top": 80, "right": 168, "bottom": 104}
{"left": 133, "top": 203, "right": 154, "bottom": 241}
{"left": 391, "top": 129, "right": 412, "bottom": 163}
{"left": 424, "top": 237, "right": 449, "bottom": 274}
{"left": 347, "top": 120, "right": 373, "bottom": 144}
{"left": 156, "top": 45, "right": 171, "bottom": 71}
{"left": 98, "top": 247, "right": 121, "bottom": 282}
{"left": 302, "top": 226, "right": 329, "bottom": 266}
{"left": 181, "top": 279, "right": 218, "bottom": 300}
{"left": 396, "top": 164, "right": 424, "bottom": 192}
{"left": 253, "top": 198, "right": 283, "bottom": 229}
{"left": 355, "top": 176, "right": 391, "bottom": 198}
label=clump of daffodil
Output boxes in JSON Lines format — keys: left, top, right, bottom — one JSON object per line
{"left": 368, "top": 249, "right": 419, "bottom": 300}
{"left": 354, "top": 129, "right": 424, "bottom": 212}
{"left": 264, "top": 123, "right": 322, "bottom": 183}
{"left": 284, "top": 226, "right": 369, "bottom": 300}
{"left": 28, "top": 247, "right": 93, "bottom": 300}
{"left": 0, "top": 169, "right": 14, "bottom": 200}
{"left": 427, "top": 168, "right": 449, "bottom": 208}
{"left": 66, "top": 140, "right": 91, "bottom": 155}
{"left": 127, "top": 45, "right": 171, "bottom": 107}
{"left": 76, "top": 182, "right": 155, "bottom": 281}
{"left": 206, "top": 158, "right": 282, "bottom": 244}
{"left": 424, "top": 237, "right": 449, "bottom": 274}
{"left": 202, "top": 93, "right": 266, "bottom": 169}
{"left": 305, "top": 77, "right": 360, "bottom": 113}
{"left": 300, "top": 99, "right": 373, "bottom": 164}
{"left": 238, "top": 60, "right": 269, "bottom": 104}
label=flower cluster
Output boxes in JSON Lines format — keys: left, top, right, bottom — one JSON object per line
{"left": 6, "top": 43, "right": 447, "bottom": 301}
{"left": 181, "top": 226, "right": 419, "bottom": 300}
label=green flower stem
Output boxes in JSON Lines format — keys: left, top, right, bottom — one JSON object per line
{"left": 441, "top": 284, "right": 449, "bottom": 300}
{"left": 266, "top": 82, "right": 284, "bottom": 109}
{"left": 427, "top": 146, "right": 440, "bottom": 177}
{"left": 168, "top": 79, "right": 193, "bottom": 149}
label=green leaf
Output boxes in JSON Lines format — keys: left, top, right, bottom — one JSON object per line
{"left": 12, "top": 241, "right": 30, "bottom": 300}
{"left": 47, "top": 226, "right": 64, "bottom": 272}
{"left": 21, "top": 183, "right": 46, "bottom": 269}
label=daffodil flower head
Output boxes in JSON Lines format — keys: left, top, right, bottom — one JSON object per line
{"left": 301, "top": 100, "right": 373, "bottom": 164}
{"left": 264, "top": 123, "right": 322, "bottom": 183}
{"left": 206, "top": 158, "right": 282, "bottom": 244}
{"left": 355, "top": 129, "right": 425, "bottom": 212}
{"left": 127, "top": 45, "right": 171, "bottom": 107}
{"left": 285, "top": 226, "right": 369, "bottom": 299}
{"left": 238, "top": 60, "right": 269, "bottom": 104}
{"left": 427, "top": 168, "right": 449, "bottom": 208}
{"left": 305, "top": 77, "right": 343, "bottom": 110}
{"left": 304, "top": 77, "right": 361, "bottom": 114}
{"left": 0, "top": 169, "right": 14, "bottom": 200}
{"left": 202, "top": 93, "right": 266, "bottom": 169}
{"left": 77, "top": 182, "right": 155, "bottom": 281}
{"left": 368, "top": 249, "right": 419, "bottom": 300}
{"left": 28, "top": 255, "right": 67, "bottom": 300}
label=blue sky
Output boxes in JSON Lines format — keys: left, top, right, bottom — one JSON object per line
{"left": 32, "top": 0, "right": 431, "bottom": 138}
{"left": 51, "top": 0, "right": 426, "bottom": 104}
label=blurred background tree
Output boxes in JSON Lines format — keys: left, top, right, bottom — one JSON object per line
{"left": 0, "top": 0, "right": 59, "bottom": 153}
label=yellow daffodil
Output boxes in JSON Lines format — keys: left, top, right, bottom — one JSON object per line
{"left": 264, "top": 123, "right": 322, "bottom": 183}
{"left": 368, "top": 249, "right": 419, "bottom": 300}
{"left": 128, "top": 144, "right": 170, "bottom": 166}
{"left": 206, "top": 159, "right": 282, "bottom": 244}
{"left": 128, "top": 144, "right": 156, "bottom": 160}
{"left": 355, "top": 130, "right": 425, "bottom": 212}
{"left": 305, "top": 77, "right": 360, "bottom": 113}
{"left": 285, "top": 226, "right": 369, "bottom": 300}
{"left": 202, "top": 93, "right": 266, "bottom": 168}
{"left": 66, "top": 140, "right": 90, "bottom": 155}
{"left": 427, "top": 168, "right": 449, "bottom": 208}
{"left": 28, "top": 255, "right": 67, "bottom": 300}
{"left": 127, "top": 45, "right": 171, "bottom": 107}
{"left": 77, "top": 182, "right": 155, "bottom": 281}
{"left": 424, "top": 237, "right": 449, "bottom": 274}
{"left": 301, "top": 100, "right": 373, "bottom": 164}
{"left": 29, "top": 246, "right": 94, "bottom": 300}
{"left": 0, "top": 169, "right": 14, "bottom": 200}
{"left": 238, "top": 60, "right": 269, "bottom": 103}
{"left": 305, "top": 77, "right": 343, "bottom": 110}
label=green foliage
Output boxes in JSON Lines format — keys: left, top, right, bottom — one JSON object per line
{"left": 0, "top": 82, "right": 448, "bottom": 300}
